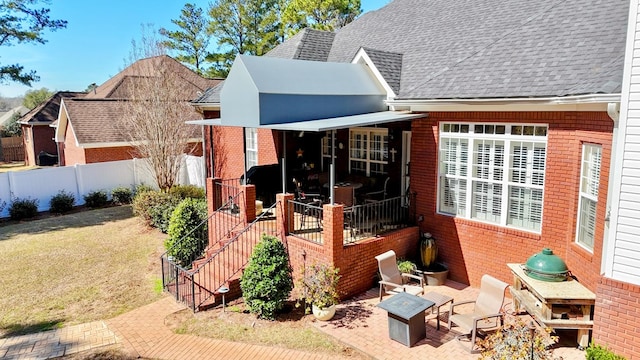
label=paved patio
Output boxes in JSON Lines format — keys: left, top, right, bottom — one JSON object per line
{"left": 0, "top": 281, "right": 588, "bottom": 359}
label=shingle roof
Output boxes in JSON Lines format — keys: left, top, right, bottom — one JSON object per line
{"left": 192, "top": 82, "right": 224, "bottom": 104}
{"left": 266, "top": 28, "right": 336, "bottom": 62}
{"left": 20, "top": 92, "right": 85, "bottom": 125}
{"left": 324, "top": 0, "right": 628, "bottom": 99}
{"left": 85, "top": 55, "right": 221, "bottom": 100}
{"left": 361, "top": 47, "right": 403, "bottom": 95}
{"left": 63, "top": 98, "right": 202, "bottom": 145}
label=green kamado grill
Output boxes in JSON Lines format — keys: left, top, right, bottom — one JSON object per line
{"left": 523, "top": 248, "right": 570, "bottom": 282}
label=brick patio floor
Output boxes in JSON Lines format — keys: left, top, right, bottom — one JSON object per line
{"left": 0, "top": 282, "right": 588, "bottom": 359}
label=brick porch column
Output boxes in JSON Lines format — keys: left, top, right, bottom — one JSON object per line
{"left": 276, "top": 193, "right": 294, "bottom": 236}
{"left": 206, "top": 177, "right": 220, "bottom": 248}
{"left": 240, "top": 184, "right": 256, "bottom": 223}
{"left": 322, "top": 203, "right": 344, "bottom": 262}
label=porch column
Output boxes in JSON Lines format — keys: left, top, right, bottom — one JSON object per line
{"left": 240, "top": 184, "right": 257, "bottom": 223}
{"left": 276, "top": 193, "right": 294, "bottom": 235}
{"left": 322, "top": 203, "right": 344, "bottom": 261}
{"left": 207, "top": 177, "right": 220, "bottom": 248}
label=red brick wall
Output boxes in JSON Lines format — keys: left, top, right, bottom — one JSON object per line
{"left": 22, "top": 125, "right": 35, "bottom": 165}
{"left": 84, "top": 146, "right": 135, "bottom": 164}
{"left": 31, "top": 125, "right": 58, "bottom": 165}
{"left": 593, "top": 277, "right": 640, "bottom": 359}
{"left": 411, "top": 111, "right": 612, "bottom": 290}
{"left": 61, "top": 122, "right": 86, "bottom": 165}
{"left": 213, "top": 126, "right": 281, "bottom": 180}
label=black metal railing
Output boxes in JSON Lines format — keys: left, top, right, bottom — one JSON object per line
{"left": 163, "top": 201, "right": 281, "bottom": 311}
{"left": 161, "top": 190, "right": 245, "bottom": 310}
{"left": 289, "top": 199, "right": 324, "bottom": 244}
{"left": 214, "top": 178, "right": 242, "bottom": 211}
{"left": 343, "top": 195, "right": 409, "bottom": 244}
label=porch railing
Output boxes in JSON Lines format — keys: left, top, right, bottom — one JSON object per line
{"left": 161, "top": 188, "right": 245, "bottom": 309}
{"left": 214, "top": 178, "right": 242, "bottom": 211}
{"left": 289, "top": 199, "right": 324, "bottom": 244}
{"left": 344, "top": 195, "right": 409, "bottom": 244}
{"left": 163, "top": 201, "right": 281, "bottom": 311}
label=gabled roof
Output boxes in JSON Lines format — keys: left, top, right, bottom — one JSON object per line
{"left": 59, "top": 98, "right": 202, "bottom": 146}
{"left": 219, "top": 55, "right": 386, "bottom": 127}
{"left": 19, "top": 92, "right": 85, "bottom": 126}
{"left": 324, "top": 0, "right": 627, "bottom": 99}
{"left": 85, "top": 55, "right": 221, "bottom": 100}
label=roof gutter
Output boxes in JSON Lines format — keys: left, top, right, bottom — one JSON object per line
{"left": 602, "top": 102, "right": 621, "bottom": 274}
{"left": 387, "top": 94, "right": 621, "bottom": 112}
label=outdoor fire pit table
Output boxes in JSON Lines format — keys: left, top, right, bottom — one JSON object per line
{"left": 377, "top": 291, "right": 435, "bottom": 347}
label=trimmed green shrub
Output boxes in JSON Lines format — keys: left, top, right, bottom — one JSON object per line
{"left": 111, "top": 187, "right": 133, "bottom": 205}
{"left": 132, "top": 190, "right": 172, "bottom": 225}
{"left": 150, "top": 196, "right": 181, "bottom": 233}
{"left": 586, "top": 343, "right": 626, "bottom": 360}
{"left": 169, "top": 185, "right": 205, "bottom": 199}
{"left": 165, "top": 198, "right": 208, "bottom": 265}
{"left": 240, "top": 235, "right": 293, "bottom": 320}
{"left": 49, "top": 190, "right": 75, "bottom": 214}
{"left": 134, "top": 183, "right": 155, "bottom": 197}
{"left": 83, "top": 190, "right": 108, "bottom": 208}
{"left": 9, "top": 197, "right": 39, "bottom": 220}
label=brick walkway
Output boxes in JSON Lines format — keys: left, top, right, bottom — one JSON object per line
{"left": 1, "top": 282, "right": 587, "bottom": 359}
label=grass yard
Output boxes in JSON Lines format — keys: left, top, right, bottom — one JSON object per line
{"left": 0, "top": 206, "right": 166, "bottom": 337}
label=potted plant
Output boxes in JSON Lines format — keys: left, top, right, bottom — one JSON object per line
{"left": 419, "top": 232, "right": 449, "bottom": 285}
{"left": 397, "top": 258, "right": 418, "bottom": 282}
{"left": 298, "top": 263, "right": 341, "bottom": 321}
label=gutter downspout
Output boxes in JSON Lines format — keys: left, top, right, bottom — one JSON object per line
{"left": 602, "top": 102, "right": 620, "bottom": 274}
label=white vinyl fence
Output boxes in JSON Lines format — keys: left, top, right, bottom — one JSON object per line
{"left": 0, "top": 156, "right": 204, "bottom": 218}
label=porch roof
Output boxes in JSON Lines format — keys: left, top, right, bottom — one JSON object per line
{"left": 186, "top": 110, "right": 423, "bottom": 131}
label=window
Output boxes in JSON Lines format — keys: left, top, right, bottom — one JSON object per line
{"left": 438, "top": 123, "right": 548, "bottom": 232}
{"left": 245, "top": 128, "right": 258, "bottom": 169}
{"left": 576, "top": 144, "right": 601, "bottom": 251}
{"left": 349, "top": 128, "right": 388, "bottom": 176}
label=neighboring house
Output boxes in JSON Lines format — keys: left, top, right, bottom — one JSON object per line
{"left": 54, "top": 55, "right": 221, "bottom": 166}
{"left": 19, "top": 92, "right": 85, "bottom": 166}
{"left": 0, "top": 105, "right": 28, "bottom": 128}
{"left": 186, "top": 0, "right": 638, "bottom": 357}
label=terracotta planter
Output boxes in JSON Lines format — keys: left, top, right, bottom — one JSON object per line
{"left": 312, "top": 304, "right": 336, "bottom": 321}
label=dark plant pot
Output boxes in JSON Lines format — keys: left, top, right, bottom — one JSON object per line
{"left": 421, "top": 263, "right": 449, "bottom": 286}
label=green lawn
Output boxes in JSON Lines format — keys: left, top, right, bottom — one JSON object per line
{"left": 0, "top": 206, "right": 166, "bottom": 337}
{"left": 0, "top": 162, "right": 39, "bottom": 173}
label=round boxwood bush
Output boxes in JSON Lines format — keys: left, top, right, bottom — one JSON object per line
{"left": 49, "top": 190, "right": 75, "bottom": 214}
{"left": 9, "top": 197, "right": 39, "bottom": 220}
{"left": 132, "top": 190, "right": 171, "bottom": 224}
{"left": 165, "top": 198, "right": 208, "bottom": 265}
{"left": 169, "top": 184, "right": 205, "bottom": 199}
{"left": 150, "top": 195, "right": 181, "bottom": 233}
{"left": 83, "top": 190, "right": 108, "bottom": 208}
{"left": 240, "top": 235, "right": 293, "bottom": 320}
{"left": 111, "top": 186, "right": 133, "bottom": 205}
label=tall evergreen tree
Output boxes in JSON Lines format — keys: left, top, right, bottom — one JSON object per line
{"left": 159, "top": 3, "right": 211, "bottom": 75}
{"left": 283, "top": 0, "right": 361, "bottom": 35}
{"left": 0, "top": 0, "right": 67, "bottom": 85}
{"left": 207, "top": 0, "right": 282, "bottom": 77}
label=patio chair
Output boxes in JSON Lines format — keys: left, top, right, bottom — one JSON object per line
{"left": 363, "top": 176, "right": 390, "bottom": 202}
{"left": 335, "top": 185, "right": 357, "bottom": 237}
{"left": 448, "top": 274, "right": 509, "bottom": 353}
{"left": 375, "top": 250, "right": 424, "bottom": 301}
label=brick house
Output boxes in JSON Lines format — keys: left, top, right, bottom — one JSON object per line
{"left": 53, "top": 55, "right": 221, "bottom": 166}
{"left": 19, "top": 92, "right": 85, "bottom": 166}
{"left": 182, "top": 0, "right": 639, "bottom": 357}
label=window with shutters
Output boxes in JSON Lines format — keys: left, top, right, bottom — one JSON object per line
{"left": 438, "top": 123, "right": 547, "bottom": 232}
{"left": 575, "top": 144, "right": 601, "bottom": 251}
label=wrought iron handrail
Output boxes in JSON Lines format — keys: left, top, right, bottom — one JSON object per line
{"left": 289, "top": 199, "right": 323, "bottom": 244}
{"left": 344, "top": 195, "right": 409, "bottom": 244}
{"left": 163, "top": 201, "right": 281, "bottom": 311}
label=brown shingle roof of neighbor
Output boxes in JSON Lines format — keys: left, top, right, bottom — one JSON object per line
{"left": 85, "top": 55, "right": 221, "bottom": 100}
{"left": 20, "top": 91, "right": 86, "bottom": 125}
{"left": 61, "top": 55, "right": 220, "bottom": 145}
{"left": 63, "top": 98, "right": 203, "bottom": 145}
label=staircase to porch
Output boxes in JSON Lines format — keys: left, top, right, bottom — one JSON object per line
{"left": 161, "top": 187, "right": 283, "bottom": 312}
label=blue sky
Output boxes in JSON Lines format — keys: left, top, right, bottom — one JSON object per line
{"left": 0, "top": 0, "right": 390, "bottom": 98}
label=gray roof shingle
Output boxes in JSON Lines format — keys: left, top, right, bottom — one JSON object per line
{"left": 325, "top": 0, "right": 628, "bottom": 99}
{"left": 361, "top": 47, "right": 403, "bottom": 94}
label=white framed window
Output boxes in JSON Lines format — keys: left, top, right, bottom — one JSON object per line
{"left": 438, "top": 123, "right": 548, "bottom": 232}
{"left": 575, "top": 144, "right": 601, "bottom": 251}
{"left": 245, "top": 128, "right": 258, "bottom": 169}
{"left": 349, "top": 128, "right": 388, "bottom": 176}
